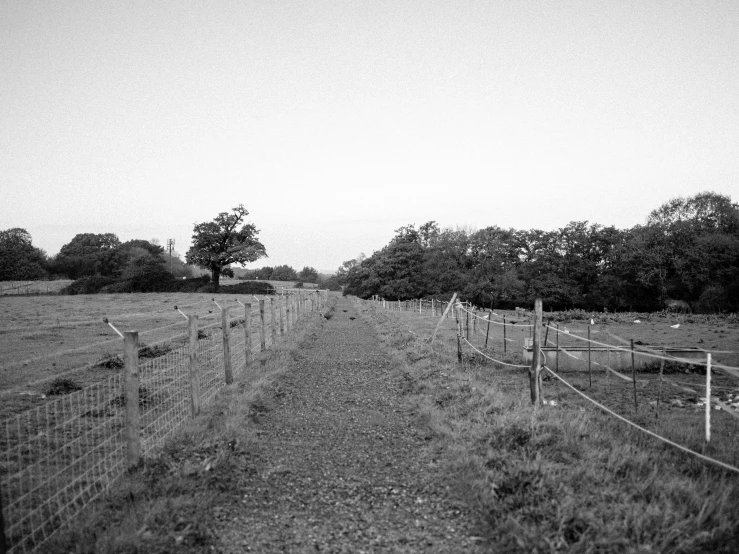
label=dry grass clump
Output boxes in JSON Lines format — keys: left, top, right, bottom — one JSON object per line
{"left": 370, "top": 307, "right": 739, "bottom": 553}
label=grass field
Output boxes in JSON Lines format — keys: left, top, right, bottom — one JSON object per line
{"left": 0, "top": 280, "right": 73, "bottom": 295}
{"left": 0, "top": 292, "right": 278, "bottom": 419}
{"left": 370, "top": 304, "right": 739, "bottom": 551}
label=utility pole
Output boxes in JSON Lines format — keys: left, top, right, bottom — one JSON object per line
{"left": 167, "top": 238, "right": 175, "bottom": 273}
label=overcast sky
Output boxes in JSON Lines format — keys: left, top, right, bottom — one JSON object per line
{"left": 2, "top": 1, "right": 737, "bottom": 273}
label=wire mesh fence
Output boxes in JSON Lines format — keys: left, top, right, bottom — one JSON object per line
{"left": 0, "top": 291, "right": 325, "bottom": 553}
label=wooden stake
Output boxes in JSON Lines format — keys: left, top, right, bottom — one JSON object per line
{"left": 530, "top": 299, "right": 542, "bottom": 406}
{"left": 656, "top": 347, "right": 664, "bottom": 419}
{"left": 279, "top": 296, "right": 285, "bottom": 335}
{"left": 269, "top": 298, "right": 277, "bottom": 344}
{"left": 555, "top": 323, "right": 559, "bottom": 373}
{"left": 124, "top": 331, "right": 141, "bottom": 467}
{"left": 259, "top": 300, "right": 266, "bottom": 351}
{"left": 189, "top": 315, "right": 201, "bottom": 416}
{"left": 244, "top": 303, "right": 253, "bottom": 367}
{"left": 431, "top": 292, "right": 458, "bottom": 343}
{"left": 221, "top": 307, "right": 232, "bottom": 384}
{"left": 485, "top": 311, "right": 491, "bottom": 347}
{"left": 503, "top": 315, "right": 507, "bottom": 353}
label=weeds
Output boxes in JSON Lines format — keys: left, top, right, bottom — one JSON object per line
{"left": 369, "top": 306, "right": 739, "bottom": 552}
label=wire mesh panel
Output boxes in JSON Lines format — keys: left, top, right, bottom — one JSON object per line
{"left": 140, "top": 346, "right": 190, "bottom": 456}
{"left": 1, "top": 375, "right": 126, "bottom": 553}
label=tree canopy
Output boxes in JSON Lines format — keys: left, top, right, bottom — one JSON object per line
{"left": 185, "top": 205, "right": 267, "bottom": 287}
{"left": 341, "top": 192, "right": 739, "bottom": 313}
{"left": 0, "top": 228, "right": 48, "bottom": 280}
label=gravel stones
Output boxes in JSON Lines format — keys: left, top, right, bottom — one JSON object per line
{"left": 215, "top": 297, "right": 486, "bottom": 552}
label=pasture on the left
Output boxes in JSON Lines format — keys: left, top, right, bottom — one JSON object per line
{"left": 0, "top": 292, "right": 253, "bottom": 419}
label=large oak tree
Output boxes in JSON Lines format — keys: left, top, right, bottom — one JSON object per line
{"left": 185, "top": 205, "right": 267, "bottom": 287}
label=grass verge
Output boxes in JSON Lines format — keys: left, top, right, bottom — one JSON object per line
{"left": 365, "top": 303, "right": 739, "bottom": 553}
{"left": 40, "top": 311, "right": 328, "bottom": 554}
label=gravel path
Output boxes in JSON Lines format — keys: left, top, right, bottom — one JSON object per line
{"left": 215, "top": 296, "right": 487, "bottom": 553}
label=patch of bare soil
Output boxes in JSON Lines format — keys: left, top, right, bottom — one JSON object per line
{"left": 214, "top": 296, "right": 488, "bottom": 553}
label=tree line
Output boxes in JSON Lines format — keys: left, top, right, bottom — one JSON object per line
{"left": 0, "top": 204, "right": 338, "bottom": 293}
{"left": 339, "top": 192, "right": 739, "bottom": 313}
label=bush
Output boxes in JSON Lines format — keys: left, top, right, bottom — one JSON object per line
{"left": 61, "top": 276, "right": 116, "bottom": 295}
{"left": 219, "top": 281, "right": 275, "bottom": 295}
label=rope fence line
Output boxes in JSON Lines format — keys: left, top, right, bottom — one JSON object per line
{"left": 0, "top": 291, "right": 327, "bottom": 553}
{"left": 542, "top": 365, "right": 739, "bottom": 475}
{"left": 370, "top": 294, "right": 739, "bottom": 477}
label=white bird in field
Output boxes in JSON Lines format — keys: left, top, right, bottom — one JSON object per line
{"left": 590, "top": 319, "right": 594, "bottom": 325}
{"left": 671, "top": 323, "right": 680, "bottom": 329}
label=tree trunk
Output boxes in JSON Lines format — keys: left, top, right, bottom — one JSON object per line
{"left": 212, "top": 265, "right": 221, "bottom": 289}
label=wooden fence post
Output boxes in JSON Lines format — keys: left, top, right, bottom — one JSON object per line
{"left": 244, "top": 303, "right": 253, "bottom": 367}
{"left": 530, "top": 299, "right": 542, "bottom": 407}
{"left": 189, "top": 315, "right": 201, "bottom": 416}
{"left": 431, "top": 292, "right": 457, "bottom": 343}
{"left": 485, "top": 311, "right": 491, "bottom": 347}
{"left": 555, "top": 323, "right": 559, "bottom": 372}
{"left": 278, "top": 296, "right": 285, "bottom": 335}
{"left": 259, "top": 300, "right": 266, "bottom": 351}
{"left": 503, "top": 315, "right": 507, "bottom": 353}
{"left": 221, "top": 307, "right": 233, "bottom": 384}
{"left": 0, "top": 476, "right": 6, "bottom": 554}
{"left": 124, "top": 331, "right": 141, "bottom": 467}
{"left": 284, "top": 296, "right": 291, "bottom": 332}
{"left": 269, "top": 298, "right": 278, "bottom": 344}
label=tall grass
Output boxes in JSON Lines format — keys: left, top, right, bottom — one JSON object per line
{"left": 370, "top": 306, "right": 739, "bottom": 553}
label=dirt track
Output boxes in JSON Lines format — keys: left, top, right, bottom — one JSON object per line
{"left": 215, "top": 296, "right": 487, "bottom": 553}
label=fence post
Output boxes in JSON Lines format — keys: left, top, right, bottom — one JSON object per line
{"left": 485, "top": 311, "right": 491, "bottom": 347}
{"left": 456, "top": 309, "right": 462, "bottom": 363}
{"left": 587, "top": 325, "right": 592, "bottom": 388}
{"left": 555, "top": 323, "right": 559, "bottom": 372}
{"left": 0, "top": 478, "right": 6, "bottom": 554}
{"left": 189, "top": 315, "right": 201, "bottom": 416}
{"left": 284, "top": 296, "right": 291, "bottom": 332}
{"left": 278, "top": 296, "right": 285, "bottom": 335}
{"left": 706, "top": 353, "right": 712, "bottom": 443}
{"left": 124, "top": 331, "right": 141, "bottom": 467}
{"left": 530, "top": 299, "right": 542, "bottom": 407}
{"left": 244, "top": 303, "right": 253, "bottom": 367}
{"left": 503, "top": 315, "right": 507, "bottom": 353}
{"left": 631, "top": 339, "right": 637, "bottom": 412}
{"left": 269, "top": 298, "right": 278, "bottom": 344}
{"left": 221, "top": 307, "right": 233, "bottom": 384}
{"left": 259, "top": 300, "right": 266, "bottom": 351}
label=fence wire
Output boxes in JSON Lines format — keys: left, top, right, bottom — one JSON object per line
{"left": 1, "top": 292, "right": 322, "bottom": 553}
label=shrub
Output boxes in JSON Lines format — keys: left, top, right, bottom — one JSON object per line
{"left": 61, "top": 275, "right": 115, "bottom": 295}
{"left": 219, "top": 281, "right": 275, "bottom": 295}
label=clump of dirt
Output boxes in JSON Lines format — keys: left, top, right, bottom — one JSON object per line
{"left": 110, "top": 385, "right": 156, "bottom": 408}
{"left": 97, "top": 354, "right": 124, "bottom": 369}
{"left": 138, "top": 343, "right": 171, "bottom": 359}
{"left": 46, "top": 378, "right": 83, "bottom": 396}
